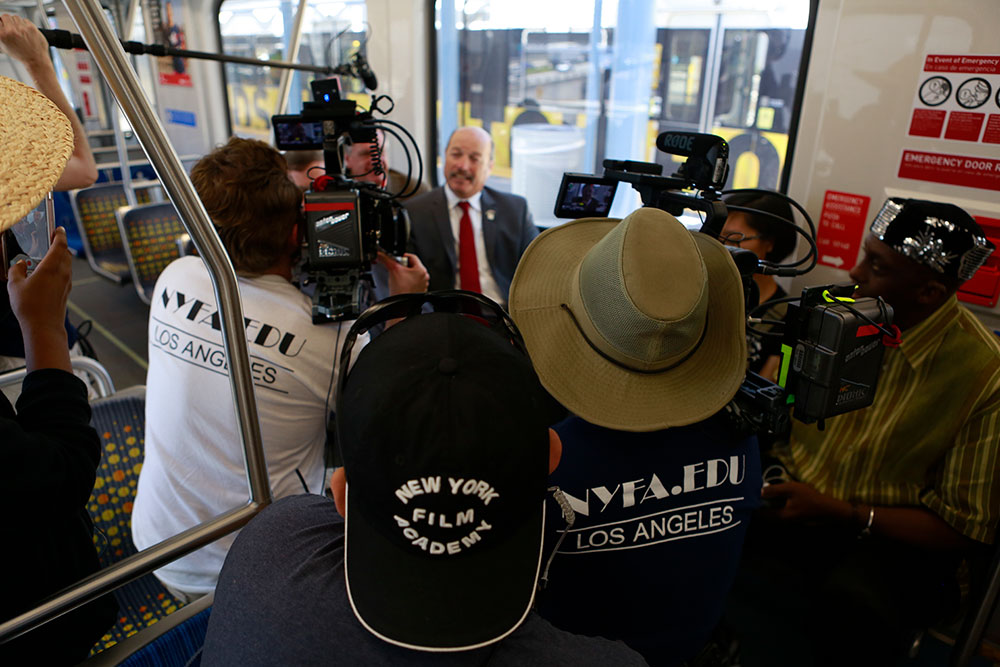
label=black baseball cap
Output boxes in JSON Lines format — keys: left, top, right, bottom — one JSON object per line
{"left": 339, "top": 312, "right": 552, "bottom": 651}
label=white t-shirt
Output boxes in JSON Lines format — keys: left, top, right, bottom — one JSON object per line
{"left": 132, "top": 256, "right": 362, "bottom": 595}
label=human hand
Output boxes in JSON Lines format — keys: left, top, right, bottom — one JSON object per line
{"left": 379, "top": 251, "right": 429, "bottom": 295}
{"left": 0, "top": 14, "right": 52, "bottom": 71}
{"left": 8, "top": 227, "right": 72, "bottom": 338}
{"left": 761, "top": 481, "right": 852, "bottom": 524}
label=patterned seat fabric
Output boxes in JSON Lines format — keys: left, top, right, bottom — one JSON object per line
{"left": 73, "top": 184, "right": 152, "bottom": 283}
{"left": 117, "top": 606, "right": 211, "bottom": 667}
{"left": 87, "top": 389, "right": 185, "bottom": 655}
{"left": 117, "top": 203, "right": 186, "bottom": 304}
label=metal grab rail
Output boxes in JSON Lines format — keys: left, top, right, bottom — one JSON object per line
{"left": 951, "top": 543, "right": 1000, "bottom": 667}
{"left": 275, "top": 0, "right": 309, "bottom": 115}
{"left": 0, "top": 356, "right": 116, "bottom": 398}
{"left": 0, "top": 0, "right": 271, "bottom": 646}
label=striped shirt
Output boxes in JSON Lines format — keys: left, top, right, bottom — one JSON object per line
{"left": 775, "top": 296, "right": 1000, "bottom": 543}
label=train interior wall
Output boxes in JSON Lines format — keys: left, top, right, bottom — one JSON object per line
{"left": 786, "top": 0, "right": 1000, "bottom": 332}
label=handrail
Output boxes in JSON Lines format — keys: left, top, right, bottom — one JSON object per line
{"left": 71, "top": 356, "right": 115, "bottom": 396}
{"left": 0, "top": 0, "right": 272, "bottom": 646}
{"left": 951, "top": 544, "right": 1000, "bottom": 666}
{"left": 108, "top": 83, "right": 137, "bottom": 208}
{"left": 275, "top": 0, "right": 309, "bottom": 115}
{"left": 0, "top": 357, "right": 116, "bottom": 398}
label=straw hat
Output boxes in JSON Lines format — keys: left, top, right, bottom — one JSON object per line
{"left": 509, "top": 207, "right": 747, "bottom": 432}
{"left": 0, "top": 74, "right": 74, "bottom": 232}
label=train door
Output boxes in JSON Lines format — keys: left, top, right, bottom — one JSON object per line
{"left": 653, "top": 11, "right": 807, "bottom": 191}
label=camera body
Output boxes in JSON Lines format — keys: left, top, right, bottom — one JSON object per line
{"left": 554, "top": 132, "right": 730, "bottom": 236}
{"left": 273, "top": 79, "right": 408, "bottom": 322}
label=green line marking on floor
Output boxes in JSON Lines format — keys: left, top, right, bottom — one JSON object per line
{"left": 66, "top": 300, "right": 148, "bottom": 371}
{"left": 72, "top": 276, "right": 103, "bottom": 287}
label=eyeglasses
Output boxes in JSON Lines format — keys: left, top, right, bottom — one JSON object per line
{"left": 719, "top": 231, "right": 763, "bottom": 247}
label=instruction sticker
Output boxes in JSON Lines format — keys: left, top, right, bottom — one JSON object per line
{"left": 909, "top": 54, "right": 1000, "bottom": 143}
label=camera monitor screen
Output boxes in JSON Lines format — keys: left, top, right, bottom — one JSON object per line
{"left": 554, "top": 173, "right": 618, "bottom": 219}
{"left": 273, "top": 116, "right": 325, "bottom": 150}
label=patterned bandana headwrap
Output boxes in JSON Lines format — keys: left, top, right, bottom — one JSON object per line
{"left": 870, "top": 198, "right": 994, "bottom": 282}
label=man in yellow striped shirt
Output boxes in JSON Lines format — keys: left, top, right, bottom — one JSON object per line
{"left": 728, "top": 198, "right": 999, "bottom": 666}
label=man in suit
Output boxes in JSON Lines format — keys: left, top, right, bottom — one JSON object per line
{"left": 405, "top": 126, "right": 537, "bottom": 306}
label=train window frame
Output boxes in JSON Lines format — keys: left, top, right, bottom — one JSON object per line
{"left": 429, "top": 0, "right": 819, "bottom": 225}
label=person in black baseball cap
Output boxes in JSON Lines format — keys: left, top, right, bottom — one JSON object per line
{"left": 728, "top": 197, "right": 1000, "bottom": 667}
{"left": 202, "top": 304, "right": 646, "bottom": 665}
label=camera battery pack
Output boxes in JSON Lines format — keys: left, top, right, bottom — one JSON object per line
{"left": 786, "top": 298, "right": 891, "bottom": 423}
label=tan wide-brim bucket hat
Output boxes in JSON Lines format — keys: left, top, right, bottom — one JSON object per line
{"left": 0, "top": 74, "right": 73, "bottom": 232}
{"left": 509, "top": 207, "right": 746, "bottom": 432}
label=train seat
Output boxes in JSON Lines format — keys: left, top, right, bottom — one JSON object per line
{"left": 0, "top": 355, "right": 117, "bottom": 399}
{"left": 115, "top": 202, "right": 187, "bottom": 305}
{"left": 71, "top": 183, "right": 153, "bottom": 284}
{"left": 79, "top": 593, "right": 213, "bottom": 667}
{"left": 87, "top": 386, "right": 187, "bottom": 656}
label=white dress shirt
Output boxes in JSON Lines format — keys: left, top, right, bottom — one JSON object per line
{"left": 443, "top": 185, "right": 504, "bottom": 305}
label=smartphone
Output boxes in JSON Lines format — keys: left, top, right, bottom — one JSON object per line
{"left": 2, "top": 192, "right": 54, "bottom": 279}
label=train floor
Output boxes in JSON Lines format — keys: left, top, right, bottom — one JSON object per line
{"left": 69, "top": 256, "right": 149, "bottom": 391}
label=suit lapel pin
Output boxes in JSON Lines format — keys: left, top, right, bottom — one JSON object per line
{"left": 486, "top": 209, "right": 496, "bottom": 221}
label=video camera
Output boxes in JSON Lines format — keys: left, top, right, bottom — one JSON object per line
{"left": 272, "top": 79, "right": 412, "bottom": 322}
{"left": 555, "top": 131, "right": 897, "bottom": 433}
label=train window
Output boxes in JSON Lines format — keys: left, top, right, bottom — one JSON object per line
{"left": 218, "top": 0, "right": 368, "bottom": 140}
{"left": 435, "top": 0, "right": 812, "bottom": 225}
{"left": 655, "top": 29, "right": 710, "bottom": 128}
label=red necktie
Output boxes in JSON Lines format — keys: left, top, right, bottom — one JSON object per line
{"left": 457, "top": 201, "right": 481, "bottom": 293}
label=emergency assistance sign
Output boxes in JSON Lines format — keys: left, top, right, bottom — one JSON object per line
{"left": 817, "top": 191, "right": 870, "bottom": 271}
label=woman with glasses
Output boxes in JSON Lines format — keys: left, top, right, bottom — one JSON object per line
{"left": 720, "top": 191, "right": 798, "bottom": 381}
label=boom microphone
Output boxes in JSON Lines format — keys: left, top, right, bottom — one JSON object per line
{"left": 39, "top": 27, "right": 335, "bottom": 75}
{"left": 325, "top": 52, "right": 378, "bottom": 90}
{"left": 351, "top": 52, "right": 378, "bottom": 91}
{"left": 41, "top": 27, "right": 377, "bottom": 88}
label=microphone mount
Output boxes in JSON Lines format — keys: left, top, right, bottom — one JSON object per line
{"left": 40, "top": 27, "right": 372, "bottom": 81}
{"left": 327, "top": 52, "right": 378, "bottom": 91}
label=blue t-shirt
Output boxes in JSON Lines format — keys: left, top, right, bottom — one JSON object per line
{"left": 537, "top": 415, "right": 761, "bottom": 666}
{"left": 203, "top": 494, "right": 647, "bottom": 667}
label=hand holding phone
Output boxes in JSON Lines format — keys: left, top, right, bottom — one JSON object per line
{"left": 3, "top": 193, "right": 54, "bottom": 279}
{"left": 8, "top": 226, "right": 72, "bottom": 331}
